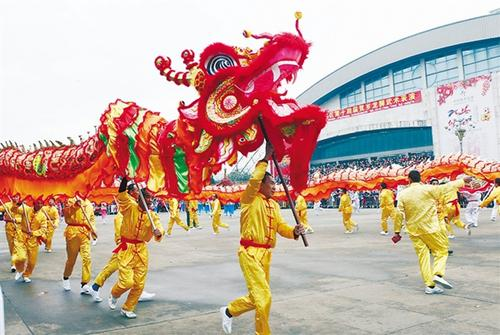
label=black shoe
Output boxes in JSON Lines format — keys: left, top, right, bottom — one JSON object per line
{"left": 448, "top": 250, "right": 454, "bottom": 255}
{"left": 10, "top": 266, "right": 16, "bottom": 273}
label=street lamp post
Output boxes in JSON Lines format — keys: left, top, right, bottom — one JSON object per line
{"left": 455, "top": 128, "right": 466, "bottom": 154}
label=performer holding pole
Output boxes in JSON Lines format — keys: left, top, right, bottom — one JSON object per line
{"left": 62, "top": 196, "right": 97, "bottom": 294}
{"left": 220, "top": 141, "right": 305, "bottom": 334}
{"left": 108, "top": 177, "right": 164, "bottom": 319}
{"left": 41, "top": 198, "right": 59, "bottom": 253}
{"left": 0, "top": 195, "right": 20, "bottom": 272}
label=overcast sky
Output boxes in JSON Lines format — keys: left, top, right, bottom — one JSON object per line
{"left": 1, "top": 0, "right": 498, "bottom": 146}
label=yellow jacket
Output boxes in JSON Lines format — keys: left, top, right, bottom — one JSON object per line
{"left": 188, "top": 200, "right": 198, "bottom": 213}
{"left": 0, "top": 201, "right": 21, "bottom": 223}
{"left": 239, "top": 161, "right": 295, "bottom": 251}
{"left": 117, "top": 191, "right": 163, "bottom": 243}
{"left": 397, "top": 179, "right": 464, "bottom": 236}
{"left": 63, "top": 198, "right": 96, "bottom": 240}
{"left": 12, "top": 204, "right": 47, "bottom": 237}
{"left": 168, "top": 198, "right": 180, "bottom": 218}
{"left": 295, "top": 195, "right": 307, "bottom": 223}
{"left": 41, "top": 205, "right": 59, "bottom": 230}
{"left": 114, "top": 212, "right": 123, "bottom": 245}
{"left": 480, "top": 186, "right": 500, "bottom": 208}
{"left": 379, "top": 189, "right": 395, "bottom": 209}
{"left": 339, "top": 194, "right": 352, "bottom": 214}
{"left": 212, "top": 198, "right": 222, "bottom": 216}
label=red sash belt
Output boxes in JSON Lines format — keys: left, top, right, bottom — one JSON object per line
{"left": 240, "top": 239, "right": 272, "bottom": 249}
{"left": 21, "top": 230, "right": 45, "bottom": 245}
{"left": 448, "top": 199, "right": 459, "bottom": 216}
{"left": 113, "top": 237, "right": 144, "bottom": 253}
{"left": 66, "top": 223, "right": 91, "bottom": 231}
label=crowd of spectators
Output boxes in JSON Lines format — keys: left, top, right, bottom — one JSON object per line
{"left": 309, "top": 152, "right": 434, "bottom": 180}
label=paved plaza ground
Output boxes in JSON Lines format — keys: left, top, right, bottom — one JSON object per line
{"left": 1, "top": 208, "right": 499, "bottom": 334}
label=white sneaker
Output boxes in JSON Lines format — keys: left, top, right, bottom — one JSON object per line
{"left": 213, "top": 232, "right": 219, "bottom": 235}
{"left": 120, "top": 309, "right": 137, "bottom": 319}
{"left": 108, "top": 295, "right": 118, "bottom": 310}
{"left": 45, "top": 249, "right": 52, "bottom": 253}
{"left": 90, "top": 286, "right": 103, "bottom": 302}
{"left": 220, "top": 307, "right": 232, "bottom": 334}
{"left": 80, "top": 284, "right": 91, "bottom": 295}
{"left": 14, "top": 272, "right": 23, "bottom": 282}
{"left": 425, "top": 286, "right": 444, "bottom": 294}
{"left": 10, "top": 265, "right": 16, "bottom": 273}
{"left": 63, "top": 279, "right": 71, "bottom": 291}
{"left": 344, "top": 230, "right": 352, "bottom": 234}
{"left": 448, "top": 234, "right": 455, "bottom": 239}
{"left": 472, "top": 223, "right": 478, "bottom": 227}
{"left": 380, "top": 231, "right": 389, "bottom": 236}
{"left": 433, "top": 275, "right": 453, "bottom": 289}
{"left": 138, "top": 291, "right": 155, "bottom": 302}
{"left": 23, "top": 277, "right": 31, "bottom": 283}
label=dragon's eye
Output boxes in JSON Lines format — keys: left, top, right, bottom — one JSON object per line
{"left": 205, "top": 54, "right": 236, "bottom": 75}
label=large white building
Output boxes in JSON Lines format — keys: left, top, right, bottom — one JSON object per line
{"left": 298, "top": 12, "right": 500, "bottom": 164}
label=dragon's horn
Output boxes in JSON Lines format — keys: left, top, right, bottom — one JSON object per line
{"left": 67, "top": 137, "right": 75, "bottom": 145}
{"left": 294, "top": 11, "right": 304, "bottom": 38}
{"left": 154, "top": 56, "right": 191, "bottom": 87}
{"left": 242, "top": 30, "right": 272, "bottom": 40}
{"left": 55, "top": 140, "right": 64, "bottom": 147}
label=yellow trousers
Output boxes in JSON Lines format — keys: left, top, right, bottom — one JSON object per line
{"left": 446, "top": 206, "right": 465, "bottom": 235}
{"left": 12, "top": 231, "right": 40, "bottom": 277}
{"left": 167, "top": 216, "right": 189, "bottom": 235}
{"left": 228, "top": 248, "right": 272, "bottom": 335}
{"left": 212, "top": 214, "right": 229, "bottom": 233}
{"left": 94, "top": 253, "right": 119, "bottom": 287}
{"left": 409, "top": 231, "right": 449, "bottom": 287}
{"left": 5, "top": 221, "right": 16, "bottom": 266}
{"left": 342, "top": 212, "right": 356, "bottom": 232}
{"left": 381, "top": 207, "right": 398, "bottom": 232}
{"left": 189, "top": 211, "right": 199, "bottom": 228}
{"left": 111, "top": 243, "right": 148, "bottom": 312}
{"left": 63, "top": 235, "right": 91, "bottom": 284}
{"left": 45, "top": 228, "right": 56, "bottom": 250}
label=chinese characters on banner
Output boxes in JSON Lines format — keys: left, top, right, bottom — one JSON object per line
{"left": 327, "top": 91, "right": 422, "bottom": 121}
{"left": 435, "top": 74, "right": 497, "bottom": 160}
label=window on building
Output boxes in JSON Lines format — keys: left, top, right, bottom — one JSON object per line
{"left": 425, "top": 54, "right": 459, "bottom": 87}
{"left": 462, "top": 42, "right": 500, "bottom": 79}
{"left": 365, "top": 74, "right": 390, "bottom": 102}
{"left": 393, "top": 64, "right": 421, "bottom": 95}
{"left": 340, "top": 86, "right": 362, "bottom": 108}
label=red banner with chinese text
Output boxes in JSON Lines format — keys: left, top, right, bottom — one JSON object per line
{"left": 327, "top": 91, "right": 422, "bottom": 122}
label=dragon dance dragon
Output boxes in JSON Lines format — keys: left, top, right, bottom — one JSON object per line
{"left": 0, "top": 13, "right": 327, "bottom": 200}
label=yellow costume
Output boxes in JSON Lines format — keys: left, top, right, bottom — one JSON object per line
{"left": 339, "top": 193, "right": 357, "bottom": 232}
{"left": 63, "top": 198, "right": 96, "bottom": 285}
{"left": 211, "top": 198, "right": 229, "bottom": 233}
{"left": 396, "top": 180, "right": 464, "bottom": 287}
{"left": 94, "top": 212, "right": 123, "bottom": 287}
{"left": 11, "top": 204, "right": 47, "bottom": 278}
{"left": 480, "top": 186, "right": 500, "bottom": 214}
{"left": 379, "top": 189, "right": 398, "bottom": 233}
{"left": 0, "top": 201, "right": 20, "bottom": 268}
{"left": 111, "top": 191, "right": 163, "bottom": 312}
{"left": 41, "top": 205, "right": 59, "bottom": 251}
{"left": 167, "top": 198, "right": 189, "bottom": 235}
{"left": 444, "top": 187, "right": 466, "bottom": 236}
{"left": 187, "top": 200, "right": 200, "bottom": 228}
{"left": 227, "top": 161, "right": 297, "bottom": 335}
{"left": 295, "top": 194, "right": 312, "bottom": 232}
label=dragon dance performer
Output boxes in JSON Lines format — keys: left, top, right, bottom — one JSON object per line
{"left": 90, "top": 184, "right": 155, "bottom": 303}
{"left": 188, "top": 199, "right": 201, "bottom": 229}
{"left": 166, "top": 197, "right": 189, "bottom": 236}
{"left": 41, "top": 198, "right": 59, "bottom": 253}
{"left": 211, "top": 194, "right": 229, "bottom": 234}
{"left": 295, "top": 192, "right": 313, "bottom": 234}
{"left": 443, "top": 185, "right": 467, "bottom": 238}
{"left": 379, "top": 182, "right": 398, "bottom": 236}
{"left": 0, "top": 194, "right": 21, "bottom": 272}
{"left": 220, "top": 143, "right": 305, "bottom": 335}
{"left": 394, "top": 171, "right": 475, "bottom": 294}
{"left": 108, "top": 177, "right": 164, "bottom": 319}
{"left": 480, "top": 178, "right": 500, "bottom": 215}
{"left": 339, "top": 188, "right": 358, "bottom": 234}
{"left": 11, "top": 200, "right": 47, "bottom": 283}
{"left": 62, "top": 196, "right": 97, "bottom": 294}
